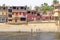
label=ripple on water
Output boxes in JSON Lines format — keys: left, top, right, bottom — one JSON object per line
{"left": 0, "top": 32, "right": 59, "bottom": 40}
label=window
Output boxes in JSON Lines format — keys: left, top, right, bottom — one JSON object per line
{"left": 37, "top": 13, "right": 40, "bottom": 16}
{"left": 13, "top": 7, "right": 16, "bottom": 9}
{"left": 27, "top": 11, "right": 30, "bottom": 13}
{"left": 20, "top": 7, "right": 25, "bottom": 10}
{"left": 55, "top": 16, "right": 58, "bottom": 20}
{"left": 8, "top": 9, "right": 12, "bottom": 12}
{"left": 17, "top": 7, "right": 19, "bottom": 10}
{"left": 15, "top": 19, "right": 17, "bottom": 22}
{"left": 24, "top": 8, "right": 26, "bottom": 10}
{"left": 55, "top": 6, "right": 60, "bottom": 9}
{"left": 19, "top": 12, "right": 21, "bottom": 15}
{"left": 3, "top": 7, "right": 5, "bottom": 10}
{"left": 8, "top": 14, "right": 12, "bottom": 17}
{"left": 10, "top": 7, "right": 12, "bottom": 8}
{"left": 9, "top": 19, "right": 12, "bottom": 21}
{"left": 6, "top": 19, "right": 7, "bottom": 22}
{"left": 2, "top": 19, "right": 4, "bottom": 20}
{"left": 20, "top": 17, "right": 26, "bottom": 21}
{"left": 21, "top": 12, "right": 26, "bottom": 15}
{"left": 16, "top": 13, "right": 18, "bottom": 15}
{"left": 34, "top": 12, "right": 36, "bottom": 14}
{"left": 32, "top": 12, "right": 34, "bottom": 14}
{"left": 12, "top": 13, "right": 14, "bottom": 15}
{"left": 20, "top": 7, "right": 24, "bottom": 9}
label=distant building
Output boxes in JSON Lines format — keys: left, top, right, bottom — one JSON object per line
{"left": 54, "top": 4, "right": 60, "bottom": 20}
{"left": 27, "top": 10, "right": 41, "bottom": 21}
{"left": 0, "top": 6, "right": 7, "bottom": 23}
{"left": 0, "top": 5, "right": 57, "bottom": 24}
{"left": 7, "top": 6, "right": 27, "bottom": 24}
{"left": 43, "top": 11, "right": 54, "bottom": 20}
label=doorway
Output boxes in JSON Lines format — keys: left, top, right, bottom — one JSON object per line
{"left": 15, "top": 19, "right": 17, "bottom": 22}
{"left": 20, "top": 17, "right": 26, "bottom": 21}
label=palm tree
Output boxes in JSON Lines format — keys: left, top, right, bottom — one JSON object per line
{"left": 40, "top": 3, "right": 54, "bottom": 21}
{"left": 40, "top": 3, "right": 51, "bottom": 14}
{"left": 53, "top": 0, "right": 59, "bottom": 5}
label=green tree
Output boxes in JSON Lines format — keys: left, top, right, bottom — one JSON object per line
{"left": 52, "top": 0, "right": 59, "bottom": 9}
{"left": 50, "top": 5, "right": 54, "bottom": 10}
{"left": 2, "top": 4, "right": 5, "bottom": 6}
{"left": 25, "top": 5, "right": 31, "bottom": 10}
{"left": 40, "top": 3, "right": 52, "bottom": 14}
{"left": 53, "top": 0, "right": 59, "bottom": 5}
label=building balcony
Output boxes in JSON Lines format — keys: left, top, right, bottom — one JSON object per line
{"left": 54, "top": 9, "right": 60, "bottom": 12}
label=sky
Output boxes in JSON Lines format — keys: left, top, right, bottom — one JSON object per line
{"left": 0, "top": 0, "right": 60, "bottom": 9}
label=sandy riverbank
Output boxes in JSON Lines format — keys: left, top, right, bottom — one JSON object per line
{"left": 0, "top": 22, "right": 59, "bottom": 32}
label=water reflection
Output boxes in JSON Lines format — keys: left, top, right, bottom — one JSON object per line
{"left": 0, "top": 32, "right": 60, "bottom": 40}
{"left": 39, "top": 32, "right": 54, "bottom": 40}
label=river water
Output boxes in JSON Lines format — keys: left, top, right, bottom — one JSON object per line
{"left": 0, "top": 32, "right": 60, "bottom": 40}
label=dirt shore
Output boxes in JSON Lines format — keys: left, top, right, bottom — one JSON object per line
{"left": 0, "top": 22, "right": 59, "bottom": 32}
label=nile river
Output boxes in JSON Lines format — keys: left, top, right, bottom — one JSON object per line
{"left": 0, "top": 32, "right": 60, "bottom": 40}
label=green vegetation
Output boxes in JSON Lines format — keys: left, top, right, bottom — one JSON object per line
{"left": 2, "top": 4, "right": 5, "bottom": 6}
{"left": 40, "top": 3, "right": 53, "bottom": 11}
{"left": 53, "top": 0, "right": 59, "bottom": 4}
{"left": 34, "top": 0, "right": 59, "bottom": 14}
